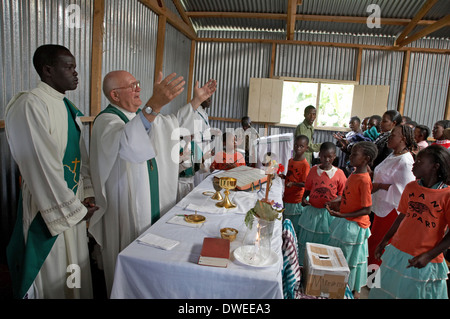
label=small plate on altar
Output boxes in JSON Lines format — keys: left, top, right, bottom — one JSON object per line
{"left": 202, "top": 191, "right": 215, "bottom": 196}
{"left": 184, "top": 213, "right": 206, "bottom": 224}
{"left": 233, "top": 246, "right": 279, "bottom": 268}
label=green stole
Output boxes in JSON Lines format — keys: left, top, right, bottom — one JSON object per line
{"left": 7, "top": 98, "right": 83, "bottom": 299}
{"left": 95, "top": 105, "right": 160, "bottom": 224}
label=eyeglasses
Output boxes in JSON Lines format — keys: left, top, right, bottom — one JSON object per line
{"left": 113, "top": 81, "right": 141, "bottom": 92}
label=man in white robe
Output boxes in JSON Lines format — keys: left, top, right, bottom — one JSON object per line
{"left": 193, "top": 97, "right": 220, "bottom": 186}
{"left": 236, "top": 116, "right": 260, "bottom": 167}
{"left": 88, "top": 70, "right": 217, "bottom": 296}
{"left": 5, "top": 45, "right": 98, "bottom": 299}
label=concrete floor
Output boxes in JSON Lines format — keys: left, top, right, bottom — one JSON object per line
{"left": 360, "top": 286, "right": 370, "bottom": 299}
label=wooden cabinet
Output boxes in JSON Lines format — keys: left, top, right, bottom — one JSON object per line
{"left": 351, "top": 85, "right": 390, "bottom": 119}
{"left": 248, "top": 78, "right": 284, "bottom": 123}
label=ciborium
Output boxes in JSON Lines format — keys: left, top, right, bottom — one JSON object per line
{"left": 215, "top": 177, "right": 237, "bottom": 209}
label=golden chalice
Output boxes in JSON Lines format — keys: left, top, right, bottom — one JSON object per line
{"left": 216, "top": 177, "right": 237, "bottom": 209}
{"left": 211, "top": 177, "right": 224, "bottom": 201}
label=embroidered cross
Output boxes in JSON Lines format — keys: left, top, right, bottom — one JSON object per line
{"left": 72, "top": 158, "right": 80, "bottom": 171}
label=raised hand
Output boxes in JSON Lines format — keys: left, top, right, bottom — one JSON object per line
{"left": 191, "top": 79, "right": 217, "bottom": 109}
{"left": 146, "top": 72, "right": 186, "bottom": 112}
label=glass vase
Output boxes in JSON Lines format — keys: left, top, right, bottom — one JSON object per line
{"left": 240, "top": 216, "right": 275, "bottom": 265}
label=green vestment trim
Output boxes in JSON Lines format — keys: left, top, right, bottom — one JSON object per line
{"left": 96, "top": 105, "right": 160, "bottom": 224}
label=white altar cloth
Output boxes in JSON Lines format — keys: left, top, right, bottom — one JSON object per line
{"left": 255, "top": 133, "right": 293, "bottom": 175}
{"left": 110, "top": 171, "right": 284, "bottom": 299}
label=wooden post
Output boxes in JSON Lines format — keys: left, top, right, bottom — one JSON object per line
{"left": 187, "top": 40, "right": 196, "bottom": 102}
{"left": 89, "top": 0, "right": 105, "bottom": 121}
{"left": 355, "top": 48, "right": 363, "bottom": 83}
{"left": 445, "top": 82, "right": 450, "bottom": 120}
{"left": 398, "top": 50, "right": 411, "bottom": 115}
{"left": 269, "top": 43, "right": 276, "bottom": 78}
{"left": 154, "top": 15, "right": 167, "bottom": 81}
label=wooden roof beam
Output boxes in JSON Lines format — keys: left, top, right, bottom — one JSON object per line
{"left": 139, "top": 0, "right": 197, "bottom": 40}
{"left": 395, "top": 0, "right": 439, "bottom": 46}
{"left": 186, "top": 12, "right": 286, "bottom": 20}
{"left": 396, "top": 14, "right": 450, "bottom": 47}
{"left": 286, "top": 0, "right": 298, "bottom": 40}
{"left": 172, "top": 0, "right": 197, "bottom": 34}
{"left": 197, "top": 37, "right": 450, "bottom": 54}
{"left": 296, "top": 14, "right": 437, "bottom": 26}
{"left": 186, "top": 11, "right": 438, "bottom": 27}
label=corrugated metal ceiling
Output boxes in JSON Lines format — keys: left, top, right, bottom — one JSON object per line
{"left": 179, "top": 0, "right": 450, "bottom": 40}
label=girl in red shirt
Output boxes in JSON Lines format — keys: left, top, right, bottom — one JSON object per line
{"left": 326, "top": 141, "right": 378, "bottom": 298}
{"left": 210, "top": 132, "right": 245, "bottom": 171}
{"left": 279, "top": 135, "right": 310, "bottom": 234}
{"left": 297, "top": 142, "right": 347, "bottom": 265}
{"left": 369, "top": 145, "right": 450, "bottom": 299}
{"left": 431, "top": 120, "right": 450, "bottom": 149}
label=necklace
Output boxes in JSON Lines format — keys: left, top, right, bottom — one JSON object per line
{"left": 393, "top": 148, "right": 408, "bottom": 156}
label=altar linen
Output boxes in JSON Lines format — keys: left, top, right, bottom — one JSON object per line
{"left": 137, "top": 233, "right": 180, "bottom": 250}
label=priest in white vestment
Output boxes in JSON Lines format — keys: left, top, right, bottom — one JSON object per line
{"left": 88, "top": 70, "right": 217, "bottom": 296}
{"left": 5, "top": 45, "right": 98, "bottom": 299}
{"left": 193, "top": 97, "right": 221, "bottom": 186}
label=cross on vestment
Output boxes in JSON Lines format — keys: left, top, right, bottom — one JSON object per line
{"left": 72, "top": 158, "right": 80, "bottom": 171}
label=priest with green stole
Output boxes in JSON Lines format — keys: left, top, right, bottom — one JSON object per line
{"left": 88, "top": 70, "right": 217, "bottom": 296}
{"left": 5, "top": 45, "right": 99, "bottom": 299}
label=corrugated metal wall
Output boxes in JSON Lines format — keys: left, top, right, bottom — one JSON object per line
{"left": 195, "top": 30, "right": 274, "bottom": 122}
{"left": 403, "top": 52, "right": 450, "bottom": 130}
{"left": 101, "top": 0, "right": 158, "bottom": 112}
{"left": 275, "top": 43, "right": 358, "bottom": 81}
{"left": 101, "top": 1, "right": 191, "bottom": 116}
{"left": 0, "top": 0, "right": 93, "bottom": 116}
{"left": 359, "top": 49, "right": 404, "bottom": 111}
{"left": 161, "top": 22, "right": 191, "bottom": 115}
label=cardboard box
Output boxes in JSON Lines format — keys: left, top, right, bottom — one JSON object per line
{"left": 303, "top": 243, "right": 350, "bottom": 299}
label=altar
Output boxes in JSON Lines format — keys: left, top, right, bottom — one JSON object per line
{"left": 110, "top": 171, "right": 284, "bottom": 299}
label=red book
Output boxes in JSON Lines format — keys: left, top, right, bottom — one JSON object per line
{"left": 198, "top": 237, "right": 230, "bottom": 268}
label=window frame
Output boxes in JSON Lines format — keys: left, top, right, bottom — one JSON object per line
{"left": 277, "top": 76, "right": 358, "bottom": 132}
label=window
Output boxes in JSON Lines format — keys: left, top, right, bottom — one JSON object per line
{"left": 247, "top": 77, "right": 389, "bottom": 129}
{"left": 280, "top": 80, "right": 355, "bottom": 129}
{"left": 318, "top": 83, "right": 354, "bottom": 128}
{"left": 280, "top": 81, "right": 318, "bottom": 125}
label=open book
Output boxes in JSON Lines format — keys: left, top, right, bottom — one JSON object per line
{"left": 214, "top": 166, "right": 268, "bottom": 191}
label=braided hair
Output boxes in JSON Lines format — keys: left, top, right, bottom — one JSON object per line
{"left": 419, "top": 144, "right": 450, "bottom": 184}
{"left": 415, "top": 124, "right": 430, "bottom": 140}
{"left": 399, "top": 124, "right": 418, "bottom": 156}
{"left": 353, "top": 141, "right": 378, "bottom": 166}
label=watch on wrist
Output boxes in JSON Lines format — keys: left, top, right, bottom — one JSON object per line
{"left": 144, "top": 105, "right": 159, "bottom": 116}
